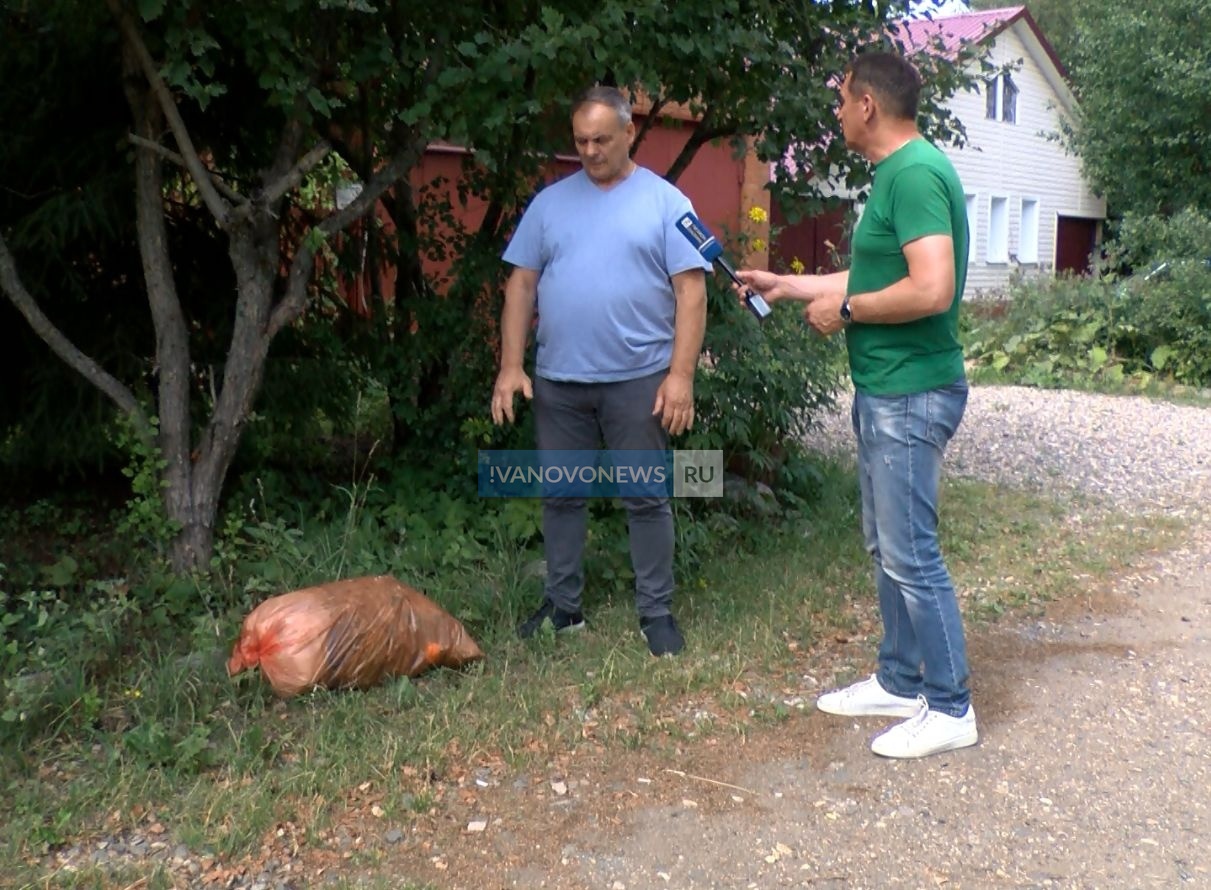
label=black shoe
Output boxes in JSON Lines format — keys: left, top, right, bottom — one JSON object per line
{"left": 517, "top": 599, "right": 586, "bottom": 639}
{"left": 640, "top": 614, "right": 684, "bottom": 657}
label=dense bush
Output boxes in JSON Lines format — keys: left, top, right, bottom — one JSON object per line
{"left": 966, "top": 211, "right": 1211, "bottom": 389}
{"left": 689, "top": 275, "right": 844, "bottom": 477}
{"left": 1109, "top": 208, "right": 1211, "bottom": 270}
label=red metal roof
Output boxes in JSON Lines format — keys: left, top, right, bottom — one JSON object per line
{"left": 890, "top": 6, "right": 1068, "bottom": 80}
{"left": 892, "top": 6, "right": 1023, "bottom": 55}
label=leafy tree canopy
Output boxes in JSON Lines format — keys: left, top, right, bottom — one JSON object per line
{"left": 1064, "top": 0, "right": 1211, "bottom": 216}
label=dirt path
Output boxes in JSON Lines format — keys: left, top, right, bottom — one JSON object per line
{"left": 371, "top": 526, "right": 1211, "bottom": 890}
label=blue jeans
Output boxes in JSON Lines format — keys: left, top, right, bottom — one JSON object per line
{"left": 852, "top": 380, "right": 971, "bottom": 717}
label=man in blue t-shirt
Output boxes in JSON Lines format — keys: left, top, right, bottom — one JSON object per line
{"left": 490, "top": 85, "right": 710, "bottom": 657}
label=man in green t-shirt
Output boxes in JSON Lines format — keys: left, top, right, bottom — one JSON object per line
{"left": 739, "top": 52, "right": 976, "bottom": 759}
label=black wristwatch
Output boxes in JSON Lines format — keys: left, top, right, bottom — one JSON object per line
{"left": 839, "top": 296, "right": 853, "bottom": 324}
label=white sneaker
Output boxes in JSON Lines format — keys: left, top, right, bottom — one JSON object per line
{"left": 816, "top": 674, "right": 922, "bottom": 718}
{"left": 870, "top": 698, "right": 979, "bottom": 759}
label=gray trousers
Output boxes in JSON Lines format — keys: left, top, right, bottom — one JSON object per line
{"left": 533, "top": 371, "right": 674, "bottom": 619}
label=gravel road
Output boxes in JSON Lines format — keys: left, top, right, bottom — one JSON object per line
{"left": 803, "top": 384, "right": 1211, "bottom": 518}
{"left": 412, "top": 385, "right": 1211, "bottom": 890}
{"left": 559, "top": 529, "right": 1211, "bottom": 889}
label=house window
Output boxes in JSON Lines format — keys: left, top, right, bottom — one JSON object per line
{"left": 965, "top": 193, "right": 977, "bottom": 261}
{"left": 985, "top": 73, "right": 1018, "bottom": 124}
{"left": 988, "top": 196, "right": 1009, "bottom": 262}
{"left": 1019, "top": 198, "right": 1039, "bottom": 263}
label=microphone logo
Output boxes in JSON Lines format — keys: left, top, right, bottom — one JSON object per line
{"left": 677, "top": 213, "right": 721, "bottom": 260}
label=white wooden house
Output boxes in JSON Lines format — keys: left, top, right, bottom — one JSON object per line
{"left": 900, "top": 6, "right": 1106, "bottom": 292}
{"left": 771, "top": 7, "right": 1107, "bottom": 295}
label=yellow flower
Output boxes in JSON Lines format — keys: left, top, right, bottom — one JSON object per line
{"left": 747, "top": 206, "right": 768, "bottom": 224}
{"left": 751, "top": 238, "right": 766, "bottom": 253}
{"left": 790, "top": 257, "right": 806, "bottom": 275}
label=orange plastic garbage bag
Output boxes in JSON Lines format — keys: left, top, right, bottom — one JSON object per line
{"left": 226, "top": 575, "right": 484, "bottom": 697}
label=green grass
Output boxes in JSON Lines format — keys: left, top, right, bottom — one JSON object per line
{"left": 0, "top": 458, "right": 1190, "bottom": 887}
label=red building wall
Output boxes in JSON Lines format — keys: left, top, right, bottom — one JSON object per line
{"left": 630, "top": 121, "right": 745, "bottom": 240}
{"left": 769, "top": 201, "right": 851, "bottom": 275}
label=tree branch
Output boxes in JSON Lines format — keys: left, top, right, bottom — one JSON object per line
{"left": 266, "top": 142, "right": 423, "bottom": 338}
{"left": 261, "top": 140, "right": 332, "bottom": 206}
{"left": 0, "top": 234, "right": 153, "bottom": 444}
{"left": 106, "top": 0, "right": 232, "bottom": 227}
{"left": 632, "top": 96, "right": 665, "bottom": 157}
{"left": 127, "top": 133, "right": 244, "bottom": 203}
{"left": 265, "top": 110, "right": 307, "bottom": 187}
{"left": 664, "top": 108, "right": 733, "bottom": 184}
{"left": 263, "top": 6, "right": 449, "bottom": 337}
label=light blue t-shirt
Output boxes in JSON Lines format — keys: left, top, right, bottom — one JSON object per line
{"left": 502, "top": 167, "right": 712, "bottom": 382}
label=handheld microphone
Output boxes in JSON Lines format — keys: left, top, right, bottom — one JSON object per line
{"left": 676, "top": 212, "right": 772, "bottom": 321}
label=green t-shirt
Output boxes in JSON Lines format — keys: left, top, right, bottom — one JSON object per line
{"left": 845, "top": 139, "right": 968, "bottom": 395}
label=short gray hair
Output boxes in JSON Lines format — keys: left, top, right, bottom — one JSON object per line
{"left": 571, "top": 85, "right": 632, "bottom": 127}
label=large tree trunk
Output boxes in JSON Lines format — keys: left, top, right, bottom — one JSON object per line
{"left": 176, "top": 220, "right": 277, "bottom": 571}
{"left": 122, "top": 47, "right": 200, "bottom": 572}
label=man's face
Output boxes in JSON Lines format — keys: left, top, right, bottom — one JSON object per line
{"left": 834, "top": 73, "right": 867, "bottom": 151}
{"left": 572, "top": 102, "right": 635, "bottom": 186}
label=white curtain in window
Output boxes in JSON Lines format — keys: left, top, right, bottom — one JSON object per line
{"left": 1002, "top": 74, "right": 1018, "bottom": 125}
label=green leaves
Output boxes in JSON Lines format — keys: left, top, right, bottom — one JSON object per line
{"left": 1067, "top": 0, "right": 1211, "bottom": 216}
{"left": 41, "top": 556, "right": 79, "bottom": 589}
{"left": 136, "top": 0, "right": 166, "bottom": 21}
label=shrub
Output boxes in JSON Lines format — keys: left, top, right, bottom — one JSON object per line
{"left": 965, "top": 274, "right": 1123, "bottom": 387}
{"left": 686, "top": 246, "right": 845, "bottom": 484}
{"left": 1115, "top": 259, "right": 1211, "bottom": 385}
{"left": 967, "top": 211, "right": 1211, "bottom": 389}
{"left": 1108, "top": 207, "right": 1211, "bottom": 271}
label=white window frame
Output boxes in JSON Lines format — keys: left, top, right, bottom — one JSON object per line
{"left": 1001, "top": 73, "right": 1018, "bottom": 124}
{"left": 985, "top": 72, "right": 1018, "bottom": 124}
{"left": 988, "top": 195, "right": 1010, "bottom": 263}
{"left": 1019, "top": 197, "right": 1040, "bottom": 264}
{"left": 965, "top": 193, "right": 978, "bottom": 262}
